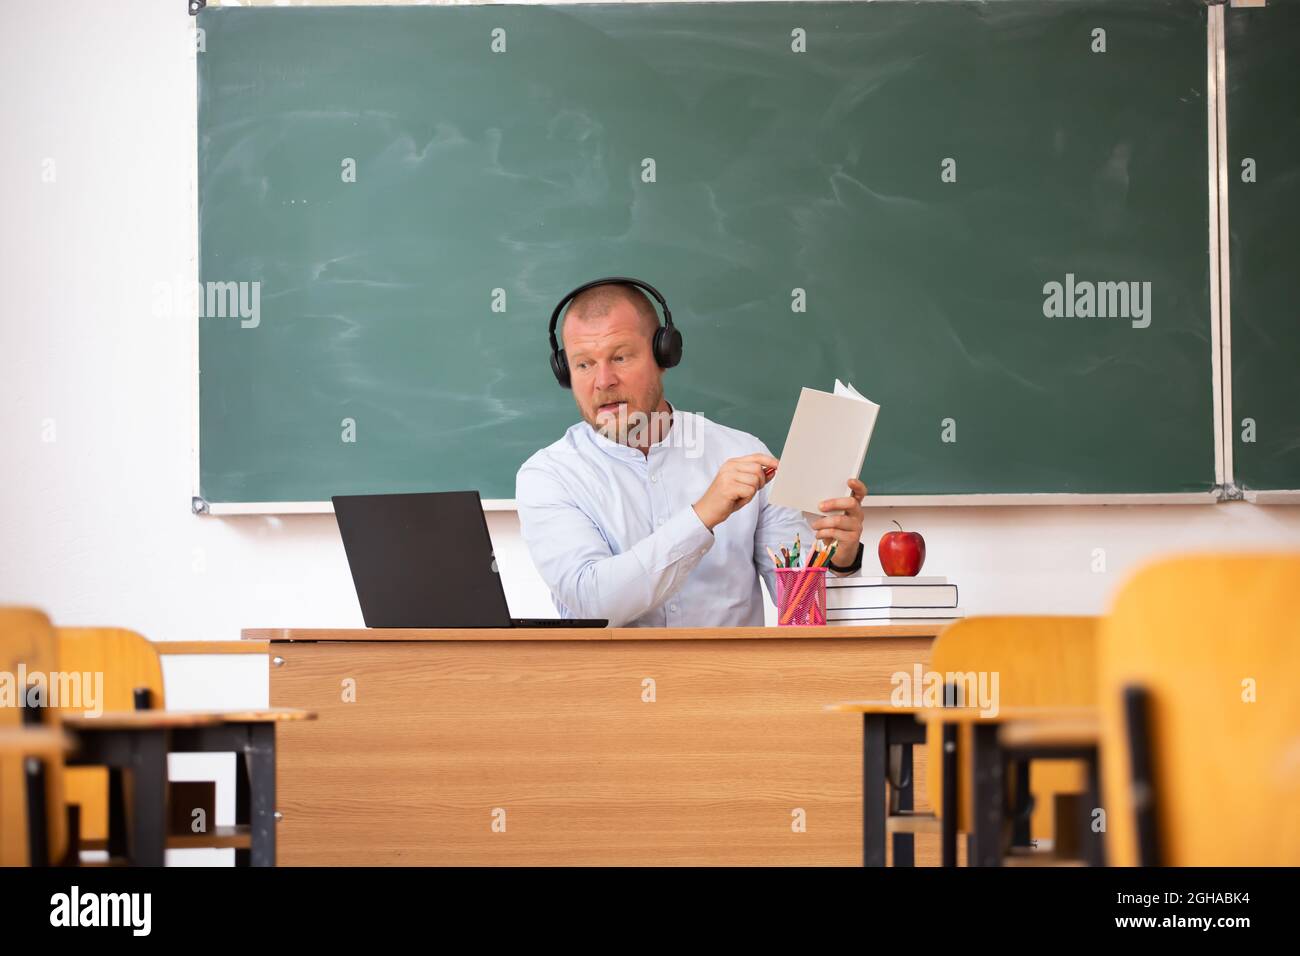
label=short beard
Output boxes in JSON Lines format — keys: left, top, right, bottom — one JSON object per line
{"left": 591, "top": 387, "right": 665, "bottom": 446}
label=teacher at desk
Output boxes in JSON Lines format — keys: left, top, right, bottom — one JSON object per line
{"left": 516, "top": 277, "right": 867, "bottom": 627}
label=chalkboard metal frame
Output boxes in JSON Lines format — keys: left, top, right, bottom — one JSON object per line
{"left": 192, "top": 489, "right": 1218, "bottom": 516}
{"left": 189, "top": 0, "right": 1232, "bottom": 514}
{"left": 1210, "top": 1, "right": 1230, "bottom": 495}
{"left": 1211, "top": 0, "right": 1300, "bottom": 505}
{"left": 1220, "top": 0, "right": 1300, "bottom": 503}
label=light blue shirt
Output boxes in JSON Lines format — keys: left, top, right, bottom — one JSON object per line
{"left": 516, "top": 405, "right": 858, "bottom": 627}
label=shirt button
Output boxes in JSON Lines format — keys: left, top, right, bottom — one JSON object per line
{"left": 669, "top": 604, "right": 678, "bottom": 612}
{"left": 657, "top": 517, "right": 665, "bottom": 526}
{"left": 651, "top": 473, "right": 660, "bottom": 483}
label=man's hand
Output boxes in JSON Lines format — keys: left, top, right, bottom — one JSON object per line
{"left": 813, "top": 478, "right": 868, "bottom": 570}
{"left": 692, "top": 453, "right": 778, "bottom": 531}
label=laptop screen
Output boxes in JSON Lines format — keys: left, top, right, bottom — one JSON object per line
{"left": 332, "top": 491, "right": 513, "bottom": 628}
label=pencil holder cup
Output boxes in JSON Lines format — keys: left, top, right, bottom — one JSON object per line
{"left": 776, "top": 566, "right": 827, "bottom": 626}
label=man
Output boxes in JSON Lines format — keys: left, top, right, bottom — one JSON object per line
{"left": 516, "top": 281, "right": 867, "bottom": 627}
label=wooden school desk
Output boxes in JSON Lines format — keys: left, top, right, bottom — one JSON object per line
{"left": 243, "top": 625, "right": 939, "bottom": 866}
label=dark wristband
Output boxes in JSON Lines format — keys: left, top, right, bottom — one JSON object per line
{"left": 830, "top": 541, "right": 864, "bottom": 574}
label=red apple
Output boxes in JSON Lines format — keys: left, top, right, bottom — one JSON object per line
{"left": 878, "top": 521, "right": 926, "bottom": 576}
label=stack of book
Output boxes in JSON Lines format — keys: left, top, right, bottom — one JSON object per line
{"left": 825, "top": 576, "right": 962, "bottom": 625}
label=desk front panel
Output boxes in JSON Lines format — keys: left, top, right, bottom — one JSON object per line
{"left": 269, "top": 635, "right": 935, "bottom": 865}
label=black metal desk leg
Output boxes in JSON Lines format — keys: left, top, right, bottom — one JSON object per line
{"left": 234, "top": 747, "right": 251, "bottom": 867}
{"left": 890, "top": 743, "right": 915, "bottom": 866}
{"left": 20, "top": 704, "right": 50, "bottom": 866}
{"left": 863, "top": 714, "right": 887, "bottom": 867}
{"left": 127, "top": 730, "right": 167, "bottom": 867}
{"left": 941, "top": 723, "right": 958, "bottom": 867}
{"left": 1083, "top": 750, "right": 1105, "bottom": 867}
{"left": 108, "top": 768, "right": 129, "bottom": 859}
{"left": 24, "top": 757, "right": 50, "bottom": 866}
{"left": 1011, "top": 758, "right": 1032, "bottom": 847}
{"left": 246, "top": 723, "right": 277, "bottom": 867}
{"left": 971, "top": 722, "right": 1004, "bottom": 867}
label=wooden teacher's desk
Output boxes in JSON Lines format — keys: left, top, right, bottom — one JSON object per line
{"left": 242, "top": 625, "right": 939, "bottom": 866}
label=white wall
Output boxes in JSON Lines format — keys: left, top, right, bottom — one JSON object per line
{"left": 2, "top": 0, "right": 1298, "bottom": 861}
{"left": 4, "top": 0, "right": 1297, "bottom": 637}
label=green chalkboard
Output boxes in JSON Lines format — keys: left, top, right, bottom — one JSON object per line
{"left": 1227, "top": 0, "right": 1300, "bottom": 493}
{"left": 197, "top": 1, "right": 1216, "bottom": 504}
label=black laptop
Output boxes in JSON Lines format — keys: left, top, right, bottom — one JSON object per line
{"left": 332, "top": 491, "right": 607, "bottom": 628}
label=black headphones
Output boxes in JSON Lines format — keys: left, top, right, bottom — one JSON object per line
{"left": 548, "top": 276, "right": 683, "bottom": 389}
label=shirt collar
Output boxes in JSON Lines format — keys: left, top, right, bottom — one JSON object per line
{"left": 583, "top": 400, "right": 679, "bottom": 463}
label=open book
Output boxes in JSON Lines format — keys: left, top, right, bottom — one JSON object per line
{"left": 766, "top": 380, "right": 880, "bottom": 516}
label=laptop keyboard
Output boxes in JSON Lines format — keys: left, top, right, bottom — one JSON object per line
{"left": 511, "top": 618, "right": 608, "bottom": 628}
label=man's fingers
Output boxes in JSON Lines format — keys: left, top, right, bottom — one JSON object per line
{"left": 818, "top": 496, "right": 860, "bottom": 513}
{"left": 729, "top": 461, "right": 771, "bottom": 487}
{"left": 820, "top": 478, "right": 868, "bottom": 511}
{"left": 811, "top": 514, "right": 856, "bottom": 532}
{"left": 726, "top": 478, "right": 760, "bottom": 505}
{"left": 736, "top": 452, "right": 779, "bottom": 469}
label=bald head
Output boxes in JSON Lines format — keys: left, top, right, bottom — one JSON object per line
{"left": 563, "top": 283, "right": 660, "bottom": 343}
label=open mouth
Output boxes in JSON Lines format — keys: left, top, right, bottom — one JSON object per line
{"left": 597, "top": 401, "right": 626, "bottom": 415}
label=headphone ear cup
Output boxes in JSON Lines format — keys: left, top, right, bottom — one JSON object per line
{"left": 550, "top": 348, "right": 572, "bottom": 388}
{"left": 654, "top": 325, "right": 684, "bottom": 369}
